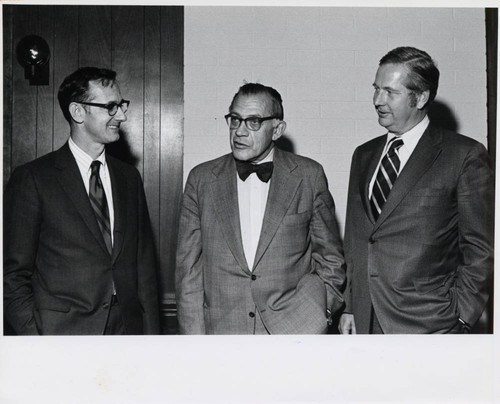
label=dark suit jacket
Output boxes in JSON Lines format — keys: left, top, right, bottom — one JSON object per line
{"left": 344, "top": 125, "right": 493, "bottom": 333}
{"left": 3, "top": 142, "right": 160, "bottom": 335}
{"left": 175, "top": 147, "right": 346, "bottom": 334}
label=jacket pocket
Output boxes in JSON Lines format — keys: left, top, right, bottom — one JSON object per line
{"left": 410, "top": 188, "right": 447, "bottom": 197}
{"left": 282, "top": 210, "right": 311, "bottom": 226}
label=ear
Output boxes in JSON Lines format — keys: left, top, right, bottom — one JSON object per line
{"left": 272, "top": 120, "right": 286, "bottom": 141}
{"left": 416, "top": 90, "right": 430, "bottom": 110}
{"left": 69, "top": 102, "right": 85, "bottom": 124}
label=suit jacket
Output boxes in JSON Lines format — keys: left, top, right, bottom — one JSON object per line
{"left": 3, "top": 142, "right": 160, "bottom": 335}
{"left": 343, "top": 125, "right": 493, "bottom": 333}
{"left": 175, "top": 147, "right": 345, "bottom": 334}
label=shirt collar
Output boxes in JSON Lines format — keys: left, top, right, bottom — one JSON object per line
{"left": 68, "top": 136, "right": 107, "bottom": 171}
{"left": 256, "top": 146, "right": 275, "bottom": 164}
{"left": 387, "top": 115, "right": 430, "bottom": 148}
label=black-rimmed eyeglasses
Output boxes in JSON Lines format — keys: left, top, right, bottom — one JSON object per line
{"left": 78, "top": 99, "right": 130, "bottom": 116}
{"left": 224, "top": 114, "right": 278, "bottom": 131}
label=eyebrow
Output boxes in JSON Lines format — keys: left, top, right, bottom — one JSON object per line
{"left": 228, "top": 113, "right": 263, "bottom": 118}
{"left": 372, "top": 84, "right": 401, "bottom": 92}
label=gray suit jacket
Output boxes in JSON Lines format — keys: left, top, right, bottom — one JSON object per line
{"left": 175, "top": 147, "right": 345, "bottom": 334}
{"left": 343, "top": 125, "right": 493, "bottom": 333}
{"left": 3, "top": 143, "right": 160, "bottom": 335}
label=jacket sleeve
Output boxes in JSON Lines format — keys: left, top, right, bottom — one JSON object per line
{"left": 136, "top": 172, "right": 161, "bottom": 334}
{"left": 3, "top": 165, "right": 41, "bottom": 335}
{"left": 454, "top": 142, "right": 494, "bottom": 326}
{"left": 310, "top": 165, "right": 346, "bottom": 316}
{"left": 175, "top": 169, "right": 206, "bottom": 334}
{"left": 342, "top": 147, "right": 359, "bottom": 314}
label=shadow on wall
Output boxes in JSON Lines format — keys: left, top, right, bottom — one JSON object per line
{"left": 275, "top": 135, "right": 295, "bottom": 154}
{"left": 428, "top": 100, "right": 459, "bottom": 133}
{"left": 106, "top": 129, "right": 140, "bottom": 167}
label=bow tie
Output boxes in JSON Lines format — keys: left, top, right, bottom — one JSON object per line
{"left": 235, "top": 160, "right": 274, "bottom": 183}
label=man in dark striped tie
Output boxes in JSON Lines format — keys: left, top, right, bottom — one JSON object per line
{"left": 340, "top": 47, "right": 493, "bottom": 334}
{"left": 4, "top": 67, "right": 160, "bottom": 335}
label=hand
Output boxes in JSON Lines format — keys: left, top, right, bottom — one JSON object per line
{"left": 339, "top": 313, "right": 357, "bottom": 334}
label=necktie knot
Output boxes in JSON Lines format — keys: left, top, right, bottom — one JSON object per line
{"left": 388, "top": 138, "right": 404, "bottom": 154}
{"left": 91, "top": 160, "right": 102, "bottom": 175}
{"left": 236, "top": 160, "right": 274, "bottom": 183}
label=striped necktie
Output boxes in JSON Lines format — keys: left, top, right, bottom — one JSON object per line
{"left": 89, "top": 161, "right": 113, "bottom": 254}
{"left": 370, "top": 138, "right": 404, "bottom": 220}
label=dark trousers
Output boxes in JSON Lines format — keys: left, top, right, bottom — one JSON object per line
{"left": 104, "top": 295, "right": 125, "bottom": 335}
{"left": 370, "top": 307, "right": 384, "bottom": 334}
{"left": 369, "top": 306, "right": 468, "bottom": 334}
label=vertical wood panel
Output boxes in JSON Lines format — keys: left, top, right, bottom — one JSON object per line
{"left": 143, "top": 7, "right": 162, "bottom": 258}
{"left": 35, "top": 6, "right": 55, "bottom": 158}
{"left": 11, "top": 5, "right": 38, "bottom": 169}
{"left": 110, "top": 6, "right": 145, "bottom": 172}
{"left": 3, "top": 6, "right": 14, "bottom": 186}
{"left": 53, "top": 6, "right": 79, "bottom": 149}
{"left": 160, "top": 6, "right": 184, "bottom": 300}
{"left": 78, "top": 6, "right": 111, "bottom": 68}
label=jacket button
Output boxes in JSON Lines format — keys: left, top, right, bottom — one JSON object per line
{"left": 251, "top": 275, "right": 257, "bottom": 280}
{"left": 369, "top": 237, "right": 375, "bottom": 244}
{"left": 102, "top": 303, "right": 109, "bottom": 309}
{"left": 249, "top": 312, "right": 255, "bottom": 318}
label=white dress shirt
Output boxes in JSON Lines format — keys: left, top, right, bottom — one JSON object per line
{"left": 68, "top": 136, "right": 115, "bottom": 243}
{"left": 237, "top": 148, "right": 274, "bottom": 271}
{"left": 369, "top": 115, "right": 430, "bottom": 198}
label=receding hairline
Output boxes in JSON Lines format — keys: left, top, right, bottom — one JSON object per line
{"left": 84, "top": 79, "right": 120, "bottom": 101}
{"left": 231, "top": 92, "right": 278, "bottom": 113}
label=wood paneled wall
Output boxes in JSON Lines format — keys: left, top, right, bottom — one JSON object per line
{"left": 3, "top": 5, "right": 184, "bottom": 334}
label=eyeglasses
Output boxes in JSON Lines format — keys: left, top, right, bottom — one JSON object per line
{"left": 78, "top": 99, "right": 130, "bottom": 116}
{"left": 224, "top": 114, "right": 278, "bottom": 131}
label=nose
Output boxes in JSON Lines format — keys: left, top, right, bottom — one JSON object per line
{"left": 234, "top": 121, "right": 248, "bottom": 137}
{"left": 114, "top": 106, "right": 127, "bottom": 122}
{"left": 373, "top": 89, "right": 386, "bottom": 107}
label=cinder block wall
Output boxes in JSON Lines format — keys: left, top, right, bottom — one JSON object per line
{"left": 184, "top": 6, "right": 487, "bottom": 234}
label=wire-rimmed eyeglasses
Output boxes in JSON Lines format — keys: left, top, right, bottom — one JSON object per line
{"left": 224, "top": 114, "right": 278, "bottom": 131}
{"left": 78, "top": 99, "right": 130, "bottom": 116}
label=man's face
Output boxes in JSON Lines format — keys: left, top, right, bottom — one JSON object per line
{"left": 372, "top": 63, "right": 424, "bottom": 135}
{"left": 229, "top": 93, "right": 283, "bottom": 162}
{"left": 80, "top": 81, "right": 127, "bottom": 146}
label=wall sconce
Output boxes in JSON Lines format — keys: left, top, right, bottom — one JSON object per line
{"left": 16, "top": 35, "right": 50, "bottom": 85}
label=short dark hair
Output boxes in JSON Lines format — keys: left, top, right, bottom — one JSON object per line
{"left": 57, "top": 67, "right": 117, "bottom": 123}
{"left": 380, "top": 46, "right": 440, "bottom": 107}
{"left": 229, "top": 82, "right": 284, "bottom": 119}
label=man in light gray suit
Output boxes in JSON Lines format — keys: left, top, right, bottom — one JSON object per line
{"left": 340, "top": 47, "right": 493, "bottom": 334}
{"left": 176, "top": 83, "right": 345, "bottom": 334}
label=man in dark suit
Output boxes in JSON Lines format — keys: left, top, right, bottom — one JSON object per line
{"left": 4, "top": 67, "right": 160, "bottom": 335}
{"left": 340, "top": 47, "right": 493, "bottom": 334}
{"left": 176, "top": 83, "right": 345, "bottom": 334}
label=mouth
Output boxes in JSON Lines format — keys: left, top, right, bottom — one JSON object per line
{"left": 376, "top": 109, "right": 391, "bottom": 117}
{"left": 108, "top": 124, "right": 120, "bottom": 130}
{"left": 233, "top": 141, "right": 248, "bottom": 149}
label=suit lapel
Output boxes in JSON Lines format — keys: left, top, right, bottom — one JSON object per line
{"left": 253, "top": 148, "right": 302, "bottom": 270}
{"left": 55, "top": 143, "right": 111, "bottom": 256}
{"left": 107, "top": 157, "right": 126, "bottom": 262}
{"left": 372, "top": 126, "right": 442, "bottom": 233}
{"left": 359, "top": 136, "right": 386, "bottom": 224}
{"left": 209, "top": 155, "right": 250, "bottom": 273}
